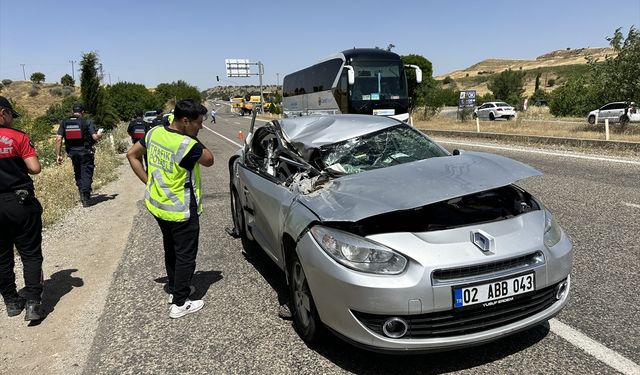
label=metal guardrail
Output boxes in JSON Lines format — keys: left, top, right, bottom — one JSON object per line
{"left": 419, "top": 129, "right": 640, "bottom": 152}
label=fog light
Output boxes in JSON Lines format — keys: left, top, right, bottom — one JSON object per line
{"left": 382, "top": 317, "right": 408, "bottom": 338}
{"left": 555, "top": 276, "right": 570, "bottom": 300}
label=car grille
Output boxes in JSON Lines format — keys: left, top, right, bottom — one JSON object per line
{"left": 352, "top": 281, "right": 559, "bottom": 339}
{"left": 432, "top": 251, "right": 543, "bottom": 283}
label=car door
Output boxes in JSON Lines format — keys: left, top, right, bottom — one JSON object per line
{"left": 478, "top": 103, "right": 490, "bottom": 119}
{"left": 598, "top": 103, "right": 614, "bottom": 122}
{"left": 237, "top": 129, "right": 294, "bottom": 263}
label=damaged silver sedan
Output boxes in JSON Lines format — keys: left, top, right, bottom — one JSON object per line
{"left": 228, "top": 114, "right": 572, "bottom": 353}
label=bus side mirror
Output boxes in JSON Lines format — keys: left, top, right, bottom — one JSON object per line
{"left": 406, "top": 64, "right": 422, "bottom": 83}
{"left": 344, "top": 65, "right": 355, "bottom": 85}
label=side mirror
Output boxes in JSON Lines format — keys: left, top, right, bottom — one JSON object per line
{"left": 344, "top": 65, "right": 355, "bottom": 85}
{"left": 405, "top": 64, "right": 422, "bottom": 83}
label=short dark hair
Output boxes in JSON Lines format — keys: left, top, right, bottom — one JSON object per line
{"left": 173, "top": 99, "right": 207, "bottom": 121}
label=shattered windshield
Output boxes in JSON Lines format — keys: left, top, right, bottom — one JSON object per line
{"left": 319, "top": 125, "right": 449, "bottom": 175}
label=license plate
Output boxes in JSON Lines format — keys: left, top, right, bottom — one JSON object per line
{"left": 453, "top": 273, "right": 535, "bottom": 308}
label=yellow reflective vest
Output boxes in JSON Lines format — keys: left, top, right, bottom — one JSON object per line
{"left": 144, "top": 126, "right": 202, "bottom": 221}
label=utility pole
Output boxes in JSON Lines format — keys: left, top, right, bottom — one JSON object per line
{"left": 20, "top": 64, "right": 26, "bottom": 80}
{"left": 258, "top": 61, "right": 264, "bottom": 113}
{"left": 276, "top": 73, "right": 279, "bottom": 87}
{"left": 69, "top": 60, "right": 76, "bottom": 82}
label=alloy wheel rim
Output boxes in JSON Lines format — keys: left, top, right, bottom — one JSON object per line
{"left": 292, "top": 262, "right": 311, "bottom": 327}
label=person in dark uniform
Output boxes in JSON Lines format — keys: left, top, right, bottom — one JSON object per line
{"left": 151, "top": 108, "right": 169, "bottom": 128}
{"left": 55, "top": 103, "right": 102, "bottom": 207}
{"left": 127, "top": 109, "right": 150, "bottom": 169}
{"left": 0, "top": 96, "right": 45, "bottom": 321}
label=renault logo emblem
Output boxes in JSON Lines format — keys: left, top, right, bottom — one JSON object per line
{"left": 471, "top": 230, "right": 494, "bottom": 253}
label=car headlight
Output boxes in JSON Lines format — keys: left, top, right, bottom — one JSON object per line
{"left": 544, "top": 209, "right": 562, "bottom": 247}
{"left": 310, "top": 226, "right": 407, "bottom": 275}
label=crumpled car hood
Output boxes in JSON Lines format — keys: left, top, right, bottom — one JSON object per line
{"left": 296, "top": 151, "right": 541, "bottom": 222}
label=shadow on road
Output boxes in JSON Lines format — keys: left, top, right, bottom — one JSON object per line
{"left": 30, "top": 268, "right": 84, "bottom": 324}
{"left": 237, "top": 239, "right": 551, "bottom": 374}
{"left": 90, "top": 193, "right": 118, "bottom": 207}
{"left": 154, "top": 270, "right": 223, "bottom": 301}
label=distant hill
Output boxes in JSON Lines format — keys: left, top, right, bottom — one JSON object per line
{"left": 202, "top": 85, "right": 281, "bottom": 101}
{"left": 436, "top": 47, "right": 616, "bottom": 96}
{"left": 0, "top": 81, "right": 78, "bottom": 117}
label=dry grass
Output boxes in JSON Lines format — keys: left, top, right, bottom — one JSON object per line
{"left": 415, "top": 117, "right": 640, "bottom": 143}
{"left": 0, "top": 81, "right": 78, "bottom": 117}
{"left": 32, "top": 123, "right": 129, "bottom": 226}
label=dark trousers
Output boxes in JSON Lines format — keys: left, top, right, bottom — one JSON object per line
{"left": 0, "top": 192, "right": 44, "bottom": 302}
{"left": 154, "top": 215, "right": 200, "bottom": 306}
{"left": 69, "top": 150, "right": 95, "bottom": 195}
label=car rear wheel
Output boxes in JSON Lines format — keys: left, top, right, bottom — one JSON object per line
{"left": 230, "top": 188, "right": 246, "bottom": 239}
{"left": 472, "top": 112, "right": 477, "bottom": 119}
{"left": 489, "top": 112, "right": 495, "bottom": 121}
{"left": 620, "top": 115, "right": 630, "bottom": 125}
{"left": 288, "top": 252, "right": 323, "bottom": 343}
{"left": 588, "top": 115, "right": 596, "bottom": 125}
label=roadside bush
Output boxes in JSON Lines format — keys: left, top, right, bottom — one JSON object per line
{"left": 442, "top": 76, "right": 453, "bottom": 85}
{"left": 155, "top": 80, "right": 202, "bottom": 104}
{"left": 547, "top": 78, "right": 556, "bottom": 87}
{"left": 28, "top": 86, "right": 39, "bottom": 97}
{"left": 2, "top": 79, "right": 13, "bottom": 86}
{"left": 61, "top": 87, "right": 74, "bottom": 97}
{"left": 49, "top": 87, "right": 64, "bottom": 96}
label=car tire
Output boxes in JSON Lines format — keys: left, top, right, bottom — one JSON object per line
{"left": 620, "top": 115, "right": 630, "bottom": 125}
{"left": 230, "top": 188, "right": 246, "bottom": 239}
{"left": 472, "top": 113, "right": 477, "bottom": 119}
{"left": 489, "top": 112, "right": 495, "bottom": 121}
{"left": 588, "top": 115, "right": 596, "bottom": 125}
{"left": 288, "top": 252, "right": 324, "bottom": 344}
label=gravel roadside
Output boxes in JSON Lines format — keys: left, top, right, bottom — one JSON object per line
{"left": 0, "top": 157, "right": 143, "bottom": 374}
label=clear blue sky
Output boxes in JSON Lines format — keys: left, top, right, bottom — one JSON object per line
{"left": 1, "top": 0, "right": 638, "bottom": 90}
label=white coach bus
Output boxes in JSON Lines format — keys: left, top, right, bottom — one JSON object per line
{"left": 282, "top": 48, "right": 422, "bottom": 122}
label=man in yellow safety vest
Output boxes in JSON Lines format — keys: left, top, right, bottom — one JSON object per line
{"left": 126, "top": 99, "right": 214, "bottom": 318}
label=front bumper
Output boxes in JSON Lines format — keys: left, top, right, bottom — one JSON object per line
{"left": 295, "top": 229, "right": 572, "bottom": 352}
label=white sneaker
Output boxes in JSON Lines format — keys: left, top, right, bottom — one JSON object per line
{"left": 169, "top": 299, "right": 204, "bottom": 319}
{"left": 167, "top": 285, "right": 196, "bottom": 304}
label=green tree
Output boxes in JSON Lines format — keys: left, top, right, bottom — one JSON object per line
{"left": 30, "top": 72, "right": 45, "bottom": 84}
{"left": 599, "top": 26, "right": 639, "bottom": 103}
{"left": 488, "top": 69, "right": 526, "bottom": 108}
{"left": 549, "top": 77, "right": 593, "bottom": 116}
{"left": 401, "top": 54, "right": 433, "bottom": 107}
{"left": 61, "top": 74, "right": 75, "bottom": 86}
{"left": 108, "top": 82, "right": 161, "bottom": 120}
{"left": 155, "top": 80, "right": 202, "bottom": 104}
{"left": 92, "top": 87, "right": 119, "bottom": 130}
{"left": 80, "top": 52, "right": 101, "bottom": 114}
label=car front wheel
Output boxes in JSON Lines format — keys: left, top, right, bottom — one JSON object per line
{"left": 489, "top": 112, "right": 495, "bottom": 121}
{"left": 231, "top": 188, "right": 246, "bottom": 239}
{"left": 288, "top": 252, "right": 323, "bottom": 343}
{"left": 588, "top": 115, "right": 596, "bottom": 125}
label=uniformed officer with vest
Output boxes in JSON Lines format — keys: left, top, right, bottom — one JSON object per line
{"left": 127, "top": 109, "right": 150, "bottom": 169}
{"left": 0, "top": 96, "right": 45, "bottom": 321}
{"left": 55, "top": 103, "right": 103, "bottom": 207}
{"left": 151, "top": 108, "right": 169, "bottom": 128}
{"left": 127, "top": 99, "right": 213, "bottom": 319}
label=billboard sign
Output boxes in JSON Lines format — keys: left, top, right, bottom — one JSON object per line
{"left": 225, "top": 59, "right": 251, "bottom": 77}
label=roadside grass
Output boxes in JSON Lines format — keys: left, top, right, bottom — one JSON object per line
{"left": 415, "top": 117, "right": 640, "bottom": 143}
{"left": 33, "top": 123, "right": 130, "bottom": 226}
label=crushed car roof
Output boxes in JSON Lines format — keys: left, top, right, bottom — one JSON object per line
{"left": 277, "top": 115, "right": 402, "bottom": 158}
{"left": 297, "top": 151, "right": 541, "bottom": 222}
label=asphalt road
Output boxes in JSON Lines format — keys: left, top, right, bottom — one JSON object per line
{"left": 82, "top": 105, "right": 639, "bottom": 374}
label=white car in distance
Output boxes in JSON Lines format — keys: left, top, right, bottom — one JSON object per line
{"left": 473, "top": 102, "right": 516, "bottom": 121}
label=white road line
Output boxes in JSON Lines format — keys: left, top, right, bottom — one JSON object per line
{"left": 549, "top": 319, "right": 640, "bottom": 375}
{"left": 623, "top": 202, "right": 640, "bottom": 209}
{"left": 202, "top": 125, "right": 242, "bottom": 148}
{"left": 435, "top": 139, "right": 640, "bottom": 166}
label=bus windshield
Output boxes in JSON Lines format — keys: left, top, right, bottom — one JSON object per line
{"left": 350, "top": 61, "right": 407, "bottom": 101}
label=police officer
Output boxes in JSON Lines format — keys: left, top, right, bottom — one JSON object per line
{"left": 151, "top": 108, "right": 168, "bottom": 128}
{"left": 126, "top": 99, "right": 213, "bottom": 319}
{"left": 127, "top": 109, "right": 149, "bottom": 144}
{"left": 0, "top": 96, "right": 44, "bottom": 321}
{"left": 55, "top": 103, "right": 103, "bottom": 207}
